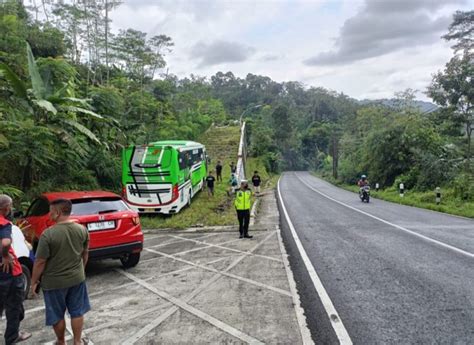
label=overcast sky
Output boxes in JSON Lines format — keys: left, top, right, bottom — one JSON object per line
{"left": 110, "top": 0, "right": 473, "bottom": 101}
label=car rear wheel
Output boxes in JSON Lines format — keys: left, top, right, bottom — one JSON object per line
{"left": 21, "top": 264, "right": 31, "bottom": 300}
{"left": 120, "top": 252, "right": 140, "bottom": 269}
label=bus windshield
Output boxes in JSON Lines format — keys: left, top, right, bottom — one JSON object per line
{"left": 128, "top": 146, "right": 172, "bottom": 174}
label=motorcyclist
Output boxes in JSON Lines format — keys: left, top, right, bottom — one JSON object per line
{"left": 357, "top": 175, "right": 370, "bottom": 201}
{"left": 357, "top": 175, "right": 369, "bottom": 187}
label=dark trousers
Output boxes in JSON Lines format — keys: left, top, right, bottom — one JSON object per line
{"left": 237, "top": 209, "right": 250, "bottom": 236}
{"left": 216, "top": 172, "right": 222, "bottom": 182}
{"left": 0, "top": 275, "right": 25, "bottom": 344}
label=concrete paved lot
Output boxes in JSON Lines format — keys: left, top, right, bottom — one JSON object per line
{"left": 2, "top": 210, "right": 307, "bottom": 344}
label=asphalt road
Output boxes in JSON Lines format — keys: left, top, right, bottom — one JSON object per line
{"left": 278, "top": 172, "right": 474, "bottom": 344}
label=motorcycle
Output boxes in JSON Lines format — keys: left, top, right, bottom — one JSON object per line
{"left": 359, "top": 185, "right": 370, "bottom": 203}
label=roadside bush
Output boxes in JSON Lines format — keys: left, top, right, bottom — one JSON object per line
{"left": 453, "top": 173, "right": 474, "bottom": 201}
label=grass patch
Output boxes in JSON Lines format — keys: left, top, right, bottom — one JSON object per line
{"left": 313, "top": 172, "right": 474, "bottom": 219}
{"left": 141, "top": 125, "right": 274, "bottom": 230}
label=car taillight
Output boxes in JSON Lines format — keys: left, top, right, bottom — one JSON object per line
{"left": 132, "top": 217, "right": 140, "bottom": 225}
{"left": 121, "top": 185, "right": 126, "bottom": 197}
{"left": 172, "top": 184, "right": 179, "bottom": 200}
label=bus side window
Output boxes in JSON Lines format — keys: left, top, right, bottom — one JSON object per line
{"left": 179, "top": 152, "right": 188, "bottom": 170}
{"left": 198, "top": 149, "right": 203, "bottom": 161}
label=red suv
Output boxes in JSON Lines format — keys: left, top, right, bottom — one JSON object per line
{"left": 23, "top": 191, "right": 143, "bottom": 268}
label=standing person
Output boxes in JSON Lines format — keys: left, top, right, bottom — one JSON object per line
{"left": 31, "top": 199, "right": 90, "bottom": 345}
{"left": 234, "top": 181, "right": 252, "bottom": 239}
{"left": 0, "top": 195, "right": 31, "bottom": 344}
{"left": 228, "top": 173, "right": 239, "bottom": 195}
{"left": 229, "top": 162, "right": 236, "bottom": 174}
{"left": 251, "top": 171, "right": 261, "bottom": 195}
{"left": 215, "top": 160, "right": 223, "bottom": 182}
{"left": 206, "top": 171, "right": 216, "bottom": 197}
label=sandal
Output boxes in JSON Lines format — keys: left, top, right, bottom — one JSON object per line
{"left": 13, "top": 331, "right": 32, "bottom": 343}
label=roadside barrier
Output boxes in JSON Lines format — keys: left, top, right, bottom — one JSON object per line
{"left": 236, "top": 121, "right": 247, "bottom": 183}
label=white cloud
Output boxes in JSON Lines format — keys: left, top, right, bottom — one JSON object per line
{"left": 109, "top": 0, "right": 474, "bottom": 101}
{"left": 191, "top": 40, "right": 256, "bottom": 67}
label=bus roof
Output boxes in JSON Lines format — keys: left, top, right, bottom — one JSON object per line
{"left": 135, "top": 140, "right": 204, "bottom": 149}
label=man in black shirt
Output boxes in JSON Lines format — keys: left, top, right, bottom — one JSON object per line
{"left": 252, "top": 171, "right": 261, "bottom": 195}
{"left": 206, "top": 171, "right": 216, "bottom": 197}
{"left": 230, "top": 162, "right": 236, "bottom": 174}
{"left": 215, "top": 161, "right": 223, "bottom": 182}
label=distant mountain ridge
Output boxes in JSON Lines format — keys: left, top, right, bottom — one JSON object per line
{"left": 358, "top": 99, "right": 438, "bottom": 113}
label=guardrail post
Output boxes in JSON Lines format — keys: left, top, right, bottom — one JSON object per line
{"left": 375, "top": 183, "right": 379, "bottom": 192}
{"left": 436, "top": 187, "right": 441, "bottom": 205}
{"left": 399, "top": 183, "right": 404, "bottom": 197}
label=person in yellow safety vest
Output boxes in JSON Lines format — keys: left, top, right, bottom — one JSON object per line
{"left": 234, "top": 180, "right": 253, "bottom": 239}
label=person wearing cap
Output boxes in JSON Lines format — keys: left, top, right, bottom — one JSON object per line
{"left": 234, "top": 180, "right": 253, "bottom": 239}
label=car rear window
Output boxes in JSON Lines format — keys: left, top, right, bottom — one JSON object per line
{"left": 71, "top": 198, "right": 129, "bottom": 216}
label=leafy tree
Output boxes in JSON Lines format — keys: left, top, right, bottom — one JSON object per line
{"left": 428, "top": 54, "right": 473, "bottom": 161}
{"left": 0, "top": 43, "right": 108, "bottom": 189}
{"left": 442, "top": 10, "right": 474, "bottom": 55}
{"left": 27, "top": 23, "right": 66, "bottom": 58}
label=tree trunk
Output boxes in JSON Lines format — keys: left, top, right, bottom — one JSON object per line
{"left": 21, "top": 158, "right": 33, "bottom": 192}
{"left": 105, "top": 0, "right": 109, "bottom": 85}
{"left": 41, "top": 0, "right": 49, "bottom": 22}
{"left": 467, "top": 121, "right": 472, "bottom": 167}
{"left": 83, "top": 1, "right": 91, "bottom": 95}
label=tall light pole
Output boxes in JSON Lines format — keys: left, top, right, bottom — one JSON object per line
{"left": 239, "top": 104, "right": 263, "bottom": 125}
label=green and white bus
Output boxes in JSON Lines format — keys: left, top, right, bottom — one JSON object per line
{"left": 121, "top": 140, "right": 208, "bottom": 214}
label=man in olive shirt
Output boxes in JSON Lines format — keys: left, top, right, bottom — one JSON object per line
{"left": 31, "top": 199, "right": 90, "bottom": 345}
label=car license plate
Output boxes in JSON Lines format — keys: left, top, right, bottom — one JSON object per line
{"left": 143, "top": 208, "right": 155, "bottom": 213}
{"left": 87, "top": 221, "right": 115, "bottom": 231}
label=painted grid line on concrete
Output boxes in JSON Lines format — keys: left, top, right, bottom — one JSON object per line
{"left": 117, "top": 269, "right": 264, "bottom": 345}
{"left": 145, "top": 232, "right": 269, "bottom": 259}
{"left": 145, "top": 233, "right": 219, "bottom": 250}
{"left": 146, "top": 245, "right": 292, "bottom": 297}
{"left": 168, "top": 234, "right": 283, "bottom": 263}
{"left": 121, "top": 230, "right": 277, "bottom": 344}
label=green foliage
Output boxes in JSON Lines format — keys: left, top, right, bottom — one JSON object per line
{"left": 453, "top": 172, "right": 474, "bottom": 201}
{"left": 1, "top": 0, "right": 469, "bottom": 225}
{"left": 442, "top": 10, "right": 474, "bottom": 54}
{"left": 27, "top": 23, "right": 66, "bottom": 58}
{"left": 0, "top": 2, "right": 229, "bottom": 206}
{"left": 428, "top": 53, "right": 473, "bottom": 160}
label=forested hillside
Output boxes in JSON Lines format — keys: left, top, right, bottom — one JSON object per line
{"left": 0, "top": 1, "right": 472, "bottom": 208}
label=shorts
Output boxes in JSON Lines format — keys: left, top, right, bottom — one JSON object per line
{"left": 253, "top": 185, "right": 261, "bottom": 193}
{"left": 43, "top": 281, "right": 90, "bottom": 326}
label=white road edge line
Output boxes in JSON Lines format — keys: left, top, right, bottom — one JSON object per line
{"left": 276, "top": 224, "right": 314, "bottom": 345}
{"left": 277, "top": 176, "right": 353, "bottom": 345}
{"left": 296, "top": 173, "right": 474, "bottom": 259}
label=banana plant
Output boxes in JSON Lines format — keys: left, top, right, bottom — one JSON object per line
{"left": 0, "top": 42, "right": 115, "bottom": 190}
{"left": 0, "top": 42, "right": 106, "bottom": 147}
